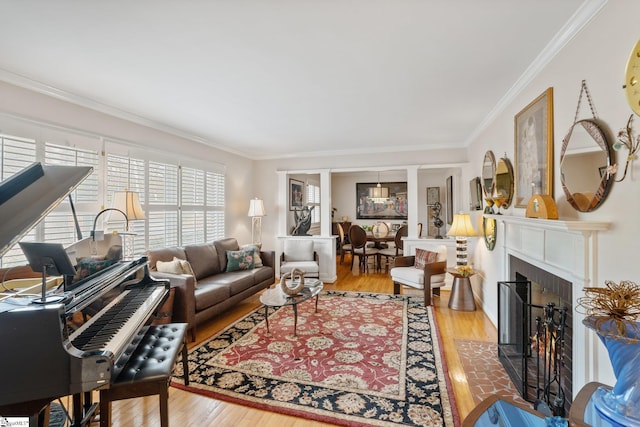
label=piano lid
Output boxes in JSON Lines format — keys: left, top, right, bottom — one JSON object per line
{"left": 0, "top": 162, "right": 93, "bottom": 258}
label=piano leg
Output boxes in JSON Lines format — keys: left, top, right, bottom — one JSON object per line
{"left": 70, "top": 392, "right": 98, "bottom": 427}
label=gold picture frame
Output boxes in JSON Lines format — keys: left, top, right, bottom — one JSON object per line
{"left": 514, "top": 87, "right": 554, "bottom": 208}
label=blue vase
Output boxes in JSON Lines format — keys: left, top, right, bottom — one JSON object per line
{"left": 583, "top": 317, "right": 640, "bottom": 426}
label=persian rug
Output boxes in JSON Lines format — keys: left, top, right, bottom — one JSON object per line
{"left": 454, "top": 339, "right": 526, "bottom": 406}
{"left": 172, "top": 291, "right": 460, "bottom": 426}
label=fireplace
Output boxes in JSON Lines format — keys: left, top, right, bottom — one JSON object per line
{"left": 498, "top": 256, "right": 573, "bottom": 415}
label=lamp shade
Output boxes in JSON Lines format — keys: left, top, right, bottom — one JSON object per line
{"left": 446, "top": 213, "right": 478, "bottom": 237}
{"left": 248, "top": 198, "right": 266, "bottom": 217}
{"left": 111, "top": 190, "right": 146, "bottom": 220}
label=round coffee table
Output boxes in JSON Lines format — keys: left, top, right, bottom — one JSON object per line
{"left": 260, "top": 278, "right": 323, "bottom": 336}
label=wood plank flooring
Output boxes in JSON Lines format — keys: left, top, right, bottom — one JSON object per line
{"left": 93, "top": 257, "right": 498, "bottom": 426}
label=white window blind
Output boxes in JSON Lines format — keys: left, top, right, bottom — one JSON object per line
{"left": 0, "top": 134, "right": 37, "bottom": 266}
{"left": 306, "top": 183, "right": 321, "bottom": 224}
{"left": 147, "top": 161, "right": 179, "bottom": 249}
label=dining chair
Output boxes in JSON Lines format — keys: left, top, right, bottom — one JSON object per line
{"left": 337, "top": 222, "right": 353, "bottom": 264}
{"left": 379, "top": 225, "right": 407, "bottom": 273}
{"left": 370, "top": 222, "right": 390, "bottom": 249}
{"left": 417, "top": 222, "right": 423, "bottom": 238}
{"left": 349, "top": 224, "right": 379, "bottom": 273}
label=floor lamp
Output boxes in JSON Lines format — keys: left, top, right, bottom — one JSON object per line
{"left": 446, "top": 212, "right": 478, "bottom": 266}
{"left": 248, "top": 198, "right": 265, "bottom": 247}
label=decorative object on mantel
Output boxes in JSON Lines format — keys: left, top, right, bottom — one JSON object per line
{"left": 481, "top": 150, "right": 496, "bottom": 213}
{"left": 526, "top": 194, "right": 558, "bottom": 219}
{"left": 577, "top": 280, "right": 640, "bottom": 426}
{"left": 613, "top": 114, "right": 640, "bottom": 182}
{"left": 560, "top": 80, "right": 614, "bottom": 211}
{"left": 280, "top": 268, "right": 305, "bottom": 295}
{"left": 515, "top": 88, "right": 554, "bottom": 208}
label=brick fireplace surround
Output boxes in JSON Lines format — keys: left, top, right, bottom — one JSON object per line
{"left": 488, "top": 215, "right": 610, "bottom": 394}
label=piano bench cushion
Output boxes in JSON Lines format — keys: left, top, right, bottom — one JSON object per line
{"left": 194, "top": 283, "right": 231, "bottom": 311}
{"left": 113, "top": 323, "right": 188, "bottom": 385}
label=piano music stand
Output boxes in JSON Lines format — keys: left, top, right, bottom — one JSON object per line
{"left": 18, "top": 242, "right": 76, "bottom": 304}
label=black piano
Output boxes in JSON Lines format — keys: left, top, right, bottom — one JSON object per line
{"left": 0, "top": 163, "right": 169, "bottom": 426}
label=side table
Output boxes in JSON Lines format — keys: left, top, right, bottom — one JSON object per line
{"left": 446, "top": 268, "right": 476, "bottom": 311}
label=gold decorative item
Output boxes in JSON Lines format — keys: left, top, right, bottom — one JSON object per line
{"left": 525, "top": 194, "right": 558, "bottom": 219}
{"left": 623, "top": 38, "right": 640, "bottom": 116}
{"left": 280, "top": 268, "right": 305, "bottom": 295}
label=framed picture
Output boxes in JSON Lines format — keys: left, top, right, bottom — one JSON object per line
{"left": 426, "top": 186, "right": 440, "bottom": 205}
{"left": 445, "top": 176, "right": 453, "bottom": 225}
{"left": 289, "top": 179, "right": 304, "bottom": 210}
{"left": 356, "top": 181, "right": 408, "bottom": 220}
{"left": 514, "top": 87, "right": 554, "bottom": 208}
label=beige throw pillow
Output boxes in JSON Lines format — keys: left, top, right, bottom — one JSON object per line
{"left": 156, "top": 257, "right": 198, "bottom": 288}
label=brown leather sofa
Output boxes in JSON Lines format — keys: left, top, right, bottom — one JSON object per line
{"left": 146, "top": 238, "right": 275, "bottom": 341}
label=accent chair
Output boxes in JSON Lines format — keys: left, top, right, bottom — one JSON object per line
{"left": 390, "top": 244, "right": 447, "bottom": 305}
{"left": 279, "top": 239, "right": 319, "bottom": 278}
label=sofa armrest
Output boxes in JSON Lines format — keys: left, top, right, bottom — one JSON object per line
{"left": 150, "top": 271, "right": 195, "bottom": 333}
{"left": 394, "top": 256, "right": 415, "bottom": 268}
{"left": 261, "top": 250, "right": 275, "bottom": 268}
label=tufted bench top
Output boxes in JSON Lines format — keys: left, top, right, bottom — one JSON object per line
{"left": 113, "top": 323, "right": 188, "bottom": 385}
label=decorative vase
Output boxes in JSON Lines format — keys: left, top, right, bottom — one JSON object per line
{"left": 280, "top": 268, "right": 305, "bottom": 296}
{"left": 583, "top": 316, "right": 640, "bottom": 426}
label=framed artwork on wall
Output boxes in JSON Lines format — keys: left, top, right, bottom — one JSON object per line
{"left": 289, "top": 179, "right": 304, "bottom": 210}
{"left": 446, "top": 176, "right": 453, "bottom": 225}
{"left": 426, "top": 186, "right": 440, "bottom": 205}
{"left": 356, "top": 182, "right": 408, "bottom": 220}
{"left": 514, "top": 87, "right": 554, "bottom": 208}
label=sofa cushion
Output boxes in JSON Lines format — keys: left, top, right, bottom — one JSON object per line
{"left": 214, "top": 238, "right": 239, "bottom": 272}
{"left": 226, "top": 249, "right": 255, "bottom": 272}
{"left": 194, "top": 283, "right": 231, "bottom": 311}
{"left": 251, "top": 265, "right": 275, "bottom": 284}
{"left": 198, "top": 271, "right": 256, "bottom": 297}
{"left": 241, "top": 244, "right": 263, "bottom": 267}
{"left": 146, "top": 247, "right": 187, "bottom": 271}
{"left": 184, "top": 243, "right": 220, "bottom": 280}
{"left": 283, "top": 240, "right": 314, "bottom": 261}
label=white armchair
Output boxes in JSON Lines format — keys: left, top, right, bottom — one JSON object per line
{"left": 279, "top": 239, "right": 319, "bottom": 279}
{"left": 390, "top": 245, "right": 447, "bottom": 306}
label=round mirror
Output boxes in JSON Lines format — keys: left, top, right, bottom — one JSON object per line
{"left": 482, "top": 151, "right": 496, "bottom": 200}
{"left": 494, "top": 157, "right": 514, "bottom": 212}
{"left": 560, "top": 119, "right": 612, "bottom": 212}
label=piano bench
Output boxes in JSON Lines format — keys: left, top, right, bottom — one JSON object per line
{"left": 99, "top": 323, "right": 189, "bottom": 427}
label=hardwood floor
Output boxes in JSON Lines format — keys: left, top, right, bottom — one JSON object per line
{"left": 98, "top": 257, "right": 498, "bottom": 426}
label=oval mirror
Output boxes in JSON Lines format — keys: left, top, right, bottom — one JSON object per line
{"left": 483, "top": 216, "right": 496, "bottom": 251}
{"left": 482, "top": 151, "right": 496, "bottom": 201}
{"left": 560, "top": 119, "right": 612, "bottom": 212}
{"left": 494, "top": 157, "right": 514, "bottom": 212}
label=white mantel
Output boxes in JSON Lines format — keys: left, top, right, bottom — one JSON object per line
{"left": 487, "top": 214, "right": 611, "bottom": 393}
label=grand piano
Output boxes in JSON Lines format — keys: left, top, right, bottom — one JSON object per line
{"left": 0, "top": 163, "right": 169, "bottom": 426}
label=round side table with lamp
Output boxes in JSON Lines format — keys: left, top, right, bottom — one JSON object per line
{"left": 446, "top": 267, "right": 476, "bottom": 311}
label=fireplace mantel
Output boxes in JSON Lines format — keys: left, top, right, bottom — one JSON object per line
{"left": 486, "top": 214, "right": 611, "bottom": 391}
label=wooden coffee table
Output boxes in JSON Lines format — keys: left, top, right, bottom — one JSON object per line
{"left": 260, "top": 278, "right": 323, "bottom": 336}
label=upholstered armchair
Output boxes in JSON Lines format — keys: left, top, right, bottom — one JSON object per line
{"left": 390, "top": 245, "right": 447, "bottom": 306}
{"left": 279, "top": 239, "right": 319, "bottom": 278}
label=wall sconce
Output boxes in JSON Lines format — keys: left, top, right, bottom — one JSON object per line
{"left": 613, "top": 114, "right": 640, "bottom": 182}
{"left": 248, "top": 198, "right": 266, "bottom": 247}
{"left": 446, "top": 212, "right": 478, "bottom": 266}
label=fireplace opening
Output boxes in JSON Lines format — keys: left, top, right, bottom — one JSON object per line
{"left": 497, "top": 257, "right": 573, "bottom": 416}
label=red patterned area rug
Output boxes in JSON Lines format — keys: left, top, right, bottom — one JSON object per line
{"left": 172, "top": 291, "right": 460, "bottom": 426}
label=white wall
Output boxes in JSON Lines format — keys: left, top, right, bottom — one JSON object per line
{"left": 0, "top": 80, "right": 256, "bottom": 246}
{"left": 466, "top": 0, "right": 640, "bottom": 386}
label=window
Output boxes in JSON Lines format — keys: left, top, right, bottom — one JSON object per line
{"left": 306, "top": 182, "right": 321, "bottom": 225}
{"left": 0, "top": 120, "right": 226, "bottom": 267}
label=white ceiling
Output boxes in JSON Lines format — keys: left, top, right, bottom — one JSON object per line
{"left": 0, "top": 1, "right": 600, "bottom": 159}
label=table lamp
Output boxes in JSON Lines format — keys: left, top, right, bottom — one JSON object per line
{"left": 248, "top": 198, "right": 266, "bottom": 247}
{"left": 446, "top": 212, "right": 478, "bottom": 266}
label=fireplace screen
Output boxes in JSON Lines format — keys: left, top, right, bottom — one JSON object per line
{"left": 497, "top": 279, "right": 570, "bottom": 416}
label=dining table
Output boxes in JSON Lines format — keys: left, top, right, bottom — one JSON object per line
{"left": 366, "top": 231, "right": 395, "bottom": 249}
